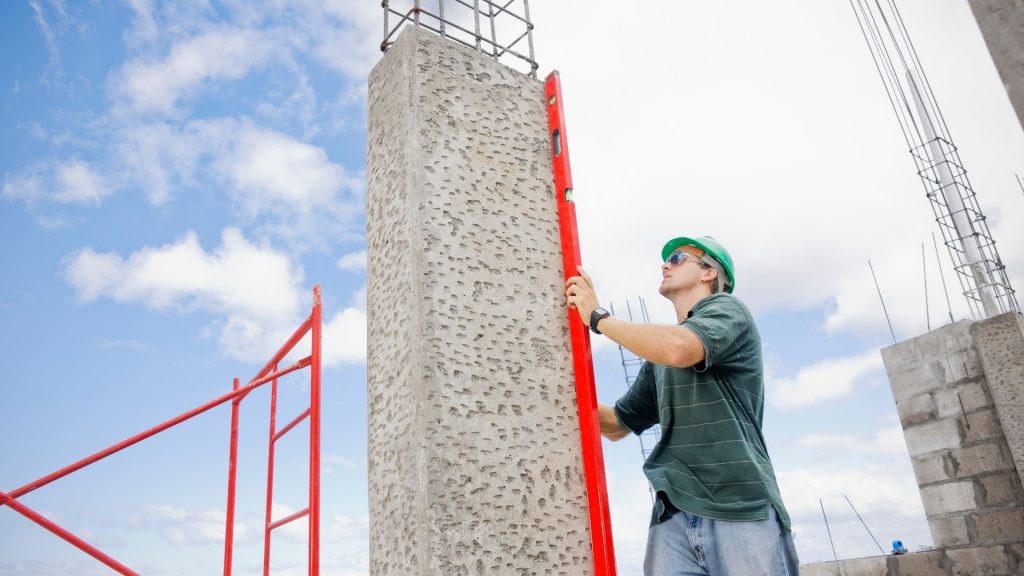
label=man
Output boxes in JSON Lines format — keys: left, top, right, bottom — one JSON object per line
{"left": 565, "top": 235, "right": 798, "bottom": 576}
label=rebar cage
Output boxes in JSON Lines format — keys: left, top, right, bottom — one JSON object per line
{"left": 911, "top": 138, "right": 1020, "bottom": 318}
{"left": 381, "top": 0, "right": 537, "bottom": 77}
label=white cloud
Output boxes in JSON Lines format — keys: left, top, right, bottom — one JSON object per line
{"left": 777, "top": 464, "right": 931, "bottom": 562}
{"left": 218, "top": 123, "right": 357, "bottom": 216}
{"left": 62, "top": 228, "right": 306, "bottom": 361}
{"left": 769, "top": 349, "right": 884, "bottom": 409}
{"left": 795, "top": 425, "right": 908, "bottom": 457}
{"left": 320, "top": 307, "right": 367, "bottom": 367}
{"left": 525, "top": 1, "right": 1024, "bottom": 344}
{"left": 29, "top": 0, "right": 61, "bottom": 71}
{"left": 114, "top": 27, "right": 272, "bottom": 115}
{"left": 115, "top": 118, "right": 363, "bottom": 249}
{"left": 3, "top": 160, "right": 111, "bottom": 207}
{"left": 53, "top": 160, "right": 109, "bottom": 204}
{"left": 336, "top": 251, "right": 366, "bottom": 272}
{"left": 131, "top": 504, "right": 252, "bottom": 546}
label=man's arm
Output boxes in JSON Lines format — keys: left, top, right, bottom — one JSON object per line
{"left": 565, "top": 266, "right": 706, "bottom": 368}
{"left": 595, "top": 316, "right": 705, "bottom": 368}
{"left": 599, "top": 403, "right": 631, "bottom": 441}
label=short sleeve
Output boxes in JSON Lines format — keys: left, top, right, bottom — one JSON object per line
{"left": 681, "top": 295, "right": 750, "bottom": 368}
{"left": 613, "top": 361, "right": 659, "bottom": 435}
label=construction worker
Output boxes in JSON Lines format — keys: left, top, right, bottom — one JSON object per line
{"left": 565, "top": 235, "right": 798, "bottom": 576}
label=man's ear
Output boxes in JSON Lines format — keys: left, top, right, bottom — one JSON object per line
{"left": 704, "top": 267, "right": 718, "bottom": 284}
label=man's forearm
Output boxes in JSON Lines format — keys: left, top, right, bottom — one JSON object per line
{"left": 598, "top": 403, "right": 630, "bottom": 441}
{"left": 596, "top": 316, "right": 705, "bottom": 368}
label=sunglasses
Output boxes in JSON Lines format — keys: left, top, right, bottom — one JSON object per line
{"left": 666, "top": 250, "right": 710, "bottom": 268}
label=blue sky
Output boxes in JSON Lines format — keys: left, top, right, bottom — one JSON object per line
{"left": 2, "top": 1, "right": 1023, "bottom": 575}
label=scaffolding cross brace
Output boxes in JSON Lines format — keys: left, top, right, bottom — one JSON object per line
{"left": 0, "top": 285, "right": 324, "bottom": 576}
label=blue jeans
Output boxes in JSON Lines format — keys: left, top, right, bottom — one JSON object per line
{"left": 644, "top": 505, "right": 799, "bottom": 576}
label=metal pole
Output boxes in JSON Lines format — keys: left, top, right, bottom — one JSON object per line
{"left": 473, "top": 0, "right": 482, "bottom": 50}
{"left": 923, "top": 243, "right": 930, "bottom": 331}
{"left": 309, "top": 285, "right": 323, "bottom": 576}
{"left": 413, "top": 0, "right": 420, "bottom": 24}
{"left": 821, "top": 499, "right": 840, "bottom": 563}
{"left": 0, "top": 490, "right": 139, "bottom": 575}
{"left": 1, "top": 354, "right": 311, "bottom": 506}
{"left": 844, "top": 495, "right": 885, "bottom": 556}
{"left": 224, "top": 378, "right": 241, "bottom": 576}
{"left": 487, "top": 0, "right": 498, "bottom": 57}
{"left": 438, "top": 0, "right": 446, "bottom": 38}
{"left": 523, "top": 0, "right": 536, "bottom": 76}
{"left": 907, "top": 70, "right": 999, "bottom": 318}
{"left": 869, "top": 260, "right": 897, "bottom": 343}
{"left": 933, "top": 231, "right": 955, "bottom": 323}
{"left": 262, "top": 365, "right": 279, "bottom": 576}
{"left": 382, "top": 0, "right": 389, "bottom": 50}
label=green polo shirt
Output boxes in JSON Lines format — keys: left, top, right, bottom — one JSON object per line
{"left": 613, "top": 293, "right": 791, "bottom": 530}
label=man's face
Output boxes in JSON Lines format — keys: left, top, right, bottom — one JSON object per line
{"left": 659, "top": 246, "right": 709, "bottom": 297}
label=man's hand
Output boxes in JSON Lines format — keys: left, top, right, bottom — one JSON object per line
{"left": 565, "top": 266, "right": 599, "bottom": 326}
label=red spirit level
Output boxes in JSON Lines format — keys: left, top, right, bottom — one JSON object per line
{"left": 544, "top": 70, "right": 618, "bottom": 576}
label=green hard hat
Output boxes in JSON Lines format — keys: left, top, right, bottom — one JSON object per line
{"left": 661, "top": 235, "right": 736, "bottom": 293}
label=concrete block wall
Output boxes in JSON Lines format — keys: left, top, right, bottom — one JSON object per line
{"left": 880, "top": 319, "right": 1024, "bottom": 553}
{"left": 802, "top": 314, "right": 1024, "bottom": 575}
{"left": 366, "top": 26, "right": 594, "bottom": 575}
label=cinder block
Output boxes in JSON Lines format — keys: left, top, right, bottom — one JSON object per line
{"left": 846, "top": 556, "right": 890, "bottom": 576}
{"left": 915, "top": 321, "right": 974, "bottom": 360}
{"left": 959, "top": 381, "right": 992, "bottom": 412}
{"left": 930, "top": 515, "right": 970, "bottom": 547}
{"left": 900, "top": 394, "right": 938, "bottom": 427}
{"left": 882, "top": 339, "right": 922, "bottom": 373}
{"left": 945, "top": 349, "right": 984, "bottom": 382}
{"left": 962, "top": 409, "right": 1004, "bottom": 445}
{"left": 889, "top": 362, "right": 951, "bottom": 403}
{"left": 978, "top": 473, "right": 1023, "bottom": 507}
{"left": 947, "top": 546, "right": 1011, "bottom": 576}
{"left": 840, "top": 556, "right": 889, "bottom": 576}
{"left": 905, "top": 418, "right": 963, "bottom": 457}
{"left": 891, "top": 549, "right": 949, "bottom": 576}
{"left": 973, "top": 508, "right": 1024, "bottom": 544}
{"left": 921, "top": 481, "right": 977, "bottom": 514}
{"left": 935, "top": 381, "right": 992, "bottom": 419}
{"left": 913, "top": 453, "right": 954, "bottom": 485}
{"left": 952, "top": 443, "right": 1010, "bottom": 477}
{"left": 798, "top": 562, "right": 843, "bottom": 576}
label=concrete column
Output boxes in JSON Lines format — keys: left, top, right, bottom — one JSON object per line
{"left": 970, "top": 313, "right": 1024, "bottom": 494}
{"left": 366, "top": 26, "right": 594, "bottom": 575}
{"left": 967, "top": 0, "right": 1024, "bottom": 132}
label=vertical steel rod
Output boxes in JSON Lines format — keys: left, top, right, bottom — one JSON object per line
{"left": 473, "top": 0, "right": 482, "bottom": 50}
{"left": 438, "top": 0, "right": 446, "bottom": 38}
{"left": 262, "top": 366, "right": 279, "bottom": 576}
{"left": 522, "top": 0, "right": 535, "bottom": 76}
{"left": 933, "top": 232, "right": 955, "bottom": 323}
{"left": 487, "top": 0, "right": 498, "bottom": 57}
{"left": 923, "top": 242, "right": 930, "bottom": 331}
{"left": 821, "top": 499, "right": 840, "bottom": 563}
{"left": 869, "top": 260, "right": 897, "bottom": 343}
{"left": 309, "top": 285, "right": 323, "bottom": 576}
{"left": 223, "top": 377, "right": 241, "bottom": 576}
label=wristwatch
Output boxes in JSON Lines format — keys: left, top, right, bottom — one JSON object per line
{"left": 590, "top": 307, "right": 611, "bottom": 334}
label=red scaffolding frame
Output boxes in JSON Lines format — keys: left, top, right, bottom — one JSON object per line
{"left": 0, "top": 285, "right": 323, "bottom": 576}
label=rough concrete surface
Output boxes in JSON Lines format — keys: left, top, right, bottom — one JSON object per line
{"left": 366, "top": 26, "right": 593, "bottom": 575}
{"left": 970, "top": 313, "right": 1024, "bottom": 494}
{"left": 968, "top": 0, "right": 1024, "bottom": 131}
